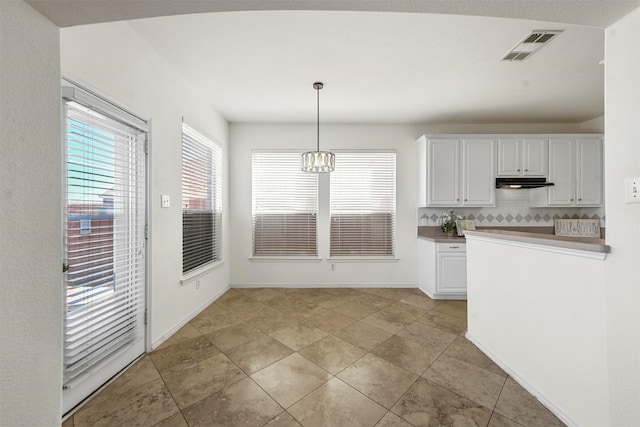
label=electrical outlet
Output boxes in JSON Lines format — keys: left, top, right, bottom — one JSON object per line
{"left": 625, "top": 178, "right": 640, "bottom": 204}
{"left": 195, "top": 279, "right": 200, "bottom": 290}
{"left": 161, "top": 194, "right": 170, "bottom": 208}
{"left": 331, "top": 263, "right": 336, "bottom": 271}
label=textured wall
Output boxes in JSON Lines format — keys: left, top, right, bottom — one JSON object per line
{"left": 0, "top": 1, "right": 63, "bottom": 425}
{"left": 229, "top": 123, "right": 420, "bottom": 287}
{"left": 61, "top": 21, "right": 230, "bottom": 349}
{"left": 604, "top": 7, "right": 640, "bottom": 426}
{"left": 466, "top": 237, "right": 609, "bottom": 426}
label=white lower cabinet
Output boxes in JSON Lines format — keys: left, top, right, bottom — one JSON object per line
{"left": 419, "top": 239, "right": 467, "bottom": 299}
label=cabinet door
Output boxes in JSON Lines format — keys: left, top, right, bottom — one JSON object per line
{"left": 427, "top": 139, "right": 460, "bottom": 206}
{"left": 576, "top": 138, "right": 603, "bottom": 206}
{"left": 522, "top": 138, "right": 548, "bottom": 176}
{"left": 548, "top": 139, "right": 576, "bottom": 205}
{"left": 497, "top": 139, "right": 521, "bottom": 176}
{"left": 462, "top": 139, "right": 495, "bottom": 206}
{"left": 417, "top": 137, "right": 428, "bottom": 207}
{"left": 437, "top": 253, "right": 467, "bottom": 295}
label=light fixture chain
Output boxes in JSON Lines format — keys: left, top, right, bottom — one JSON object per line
{"left": 316, "top": 84, "right": 320, "bottom": 152}
{"left": 301, "top": 81, "right": 334, "bottom": 173}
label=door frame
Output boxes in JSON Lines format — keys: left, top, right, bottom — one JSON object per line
{"left": 60, "top": 73, "right": 150, "bottom": 416}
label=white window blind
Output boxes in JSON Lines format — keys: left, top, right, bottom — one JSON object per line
{"left": 330, "top": 151, "right": 396, "bottom": 256}
{"left": 63, "top": 100, "right": 146, "bottom": 390}
{"left": 252, "top": 151, "right": 318, "bottom": 256}
{"left": 182, "top": 123, "right": 223, "bottom": 274}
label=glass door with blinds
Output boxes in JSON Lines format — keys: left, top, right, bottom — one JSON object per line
{"left": 62, "top": 83, "right": 147, "bottom": 414}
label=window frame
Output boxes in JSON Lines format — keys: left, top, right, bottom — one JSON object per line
{"left": 329, "top": 149, "right": 397, "bottom": 259}
{"left": 181, "top": 122, "right": 223, "bottom": 277}
{"left": 61, "top": 78, "right": 148, "bottom": 413}
{"left": 251, "top": 150, "right": 320, "bottom": 259}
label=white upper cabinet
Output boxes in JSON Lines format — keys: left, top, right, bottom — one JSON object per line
{"left": 497, "top": 138, "right": 548, "bottom": 177}
{"left": 548, "top": 138, "right": 576, "bottom": 205}
{"left": 463, "top": 139, "right": 496, "bottom": 206}
{"left": 418, "top": 135, "right": 495, "bottom": 207}
{"left": 496, "top": 138, "right": 520, "bottom": 176}
{"left": 419, "top": 134, "right": 602, "bottom": 209}
{"left": 530, "top": 136, "right": 603, "bottom": 207}
{"left": 424, "top": 137, "right": 460, "bottom": 206}
{"left": 576, "top": 138, "right": 603, "bottom": 206}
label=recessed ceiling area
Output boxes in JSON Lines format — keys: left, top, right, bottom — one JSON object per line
{"left": 106, "top": 10, "right": 604, "bottom": 124}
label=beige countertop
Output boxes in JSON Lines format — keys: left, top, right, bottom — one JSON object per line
{"left": 417, "top": 225, "right": 555, "bottom": 243}
{"left": 417, "top": 226, "right": 467, "bottom": 243}
{"left": 464, "top": 228, "right": 610, "bottom": 254}
{"left": 418, "top": 225, "right": 609, "bottom": 254}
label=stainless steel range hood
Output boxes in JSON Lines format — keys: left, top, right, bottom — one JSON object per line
{"left": 495, "top": 177, "right": 554, "bottom": 189}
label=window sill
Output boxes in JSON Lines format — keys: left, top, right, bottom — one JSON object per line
{"left": 180, "top": 260, "right": 224, "bottom": 285}
{"left": 249, "top": 256, "right": 322, "bottom": 262}
{"left": 327, "top": 257, "right": 399, "bottom": 263}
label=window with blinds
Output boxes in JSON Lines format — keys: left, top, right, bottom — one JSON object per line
{"left": 182, "top": 123, "right": 223, "bottom": 274}
{"left": 63, "top": 96, "right": 146, "bottom": 399}
{"left": 252, "top": 151, "right": 318, "bottom": 256}
{"left": 330, "top": 151, "right": 396, "bottom": 256}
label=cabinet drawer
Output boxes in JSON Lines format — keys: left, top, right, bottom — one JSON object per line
{"left": 436, "top": 243, "right": 466, "bottom": 252}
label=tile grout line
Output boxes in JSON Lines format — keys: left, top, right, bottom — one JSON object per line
{"left": 73, "top": 289, "right": 538, "bottom": 427}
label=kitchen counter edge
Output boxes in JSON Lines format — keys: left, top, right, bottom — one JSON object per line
{"left": 417, "top": 228, "right": 466, "bottom": 243}
{"left": 463, "top": 229, "right": 610, "bottom": 254}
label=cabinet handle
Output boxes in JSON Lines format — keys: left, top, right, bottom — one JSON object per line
{"left": 464, "top": 198, "right": 467, "bottom": 201}
{"left": 517, "top": 169, "right": 521, "bottom": 172}
{"left": 578, "top": 198, "right": 582, "bottom": 201}
{"left": 525, "top": 169, "right": 528, "bottom": 172}
{"left": 570, "top": 198, "right": 575, "bottom": 201}
{"left": 456, "top": 198, "right": 460, "bottom": 202}
{"left": 450, "top": 246, "right": 460, "bottom": 249}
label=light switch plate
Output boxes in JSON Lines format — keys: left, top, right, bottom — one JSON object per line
{"left": 625, "top": 178, "right": 640, "bottom": 204}
{"left": 161, "top": 194, "right": 171, "bottom": 208}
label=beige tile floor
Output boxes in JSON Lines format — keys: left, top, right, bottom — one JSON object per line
{"left": 62, "top": 288, "right": 565, "bottom": 427}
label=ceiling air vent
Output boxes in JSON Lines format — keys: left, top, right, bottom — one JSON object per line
{"left": 501, "top": 30, "right": 562, "bottom": 62}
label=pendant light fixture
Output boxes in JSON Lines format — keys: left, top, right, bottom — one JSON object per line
{"left": 302, "top": 82, "right": 335, "bottom": 173}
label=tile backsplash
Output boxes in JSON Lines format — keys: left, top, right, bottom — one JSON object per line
{"left": 418, "top": 190, "right": 605, "bottom": 227}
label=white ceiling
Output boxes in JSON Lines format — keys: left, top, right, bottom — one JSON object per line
{"left": 30, "top": 1, "right": 640, "bottom": 124}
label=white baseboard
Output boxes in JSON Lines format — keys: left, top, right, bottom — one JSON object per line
{"left": 465, "top": 332, "right": 575, "bottom": 427}
{"left": 230, "top": 284, "right": 419, "bottom": 289}
{"left": 150, "top": 284, "right": 230, "bottom": 350}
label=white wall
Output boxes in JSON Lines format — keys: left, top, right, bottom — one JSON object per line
{"left": 230, "top": 122, "right": 605, "bottom": 288}
{"left": 2, "top": 2, "right": 638, "bottom": 425}
{"left": 579, "top": 115, "right": 605, "bottom": 133}
{"left": 604, "top": 7, "right": 640, "bottom": 425}
{"left": 420, "top": 122, "right": 595, "bottom": 135}
{"left": 230, "top": 124, "right": 421, "bottom": 286}
{"left": 465, "top": 237, "right": 609, "bottom": 426}
{"left": 0, "top": 1, "right": 63, "bottom": 425}
{"left": 60, "top": 22, "right": 230, "bottom": 348}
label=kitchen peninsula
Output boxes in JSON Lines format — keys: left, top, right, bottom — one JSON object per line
{"left": 463, "top": 228, "right": 611, "bottom": 426}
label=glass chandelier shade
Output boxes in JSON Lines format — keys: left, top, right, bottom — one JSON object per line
{"left": 302, "top": 82, "right": 335, "bottom": 173}
{"left": 301, "top": 150, "right": 335, "bottom": 173}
